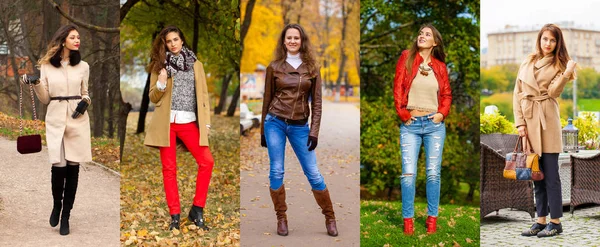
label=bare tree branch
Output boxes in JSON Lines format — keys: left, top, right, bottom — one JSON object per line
{"left": 46, "top": 0, "right": 119, "bottom": 33}
{"left": 360, "top": 21, "right": 414, "bottom": 45}
{"left": 120, "top": 0, "right": 141, "bottom": 22}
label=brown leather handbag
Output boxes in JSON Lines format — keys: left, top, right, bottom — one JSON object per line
{"left": 17, "top": 82, "right": 42, "bottom": 154}
{"left": 503, "top": 135, "right": 544, "bottom": 181}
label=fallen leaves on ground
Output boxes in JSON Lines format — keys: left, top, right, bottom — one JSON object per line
{"left": 0, "top": 112, "right": 120, "bottom": 171}
{"left": 120, "top": 112, "right": 240, "bottom": 246}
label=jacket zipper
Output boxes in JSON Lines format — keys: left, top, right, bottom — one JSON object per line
{"left": 290, "top": 74, "right": 301, "bottom": 119}
{"left": 269, "top": 92, "right": 282, "bottom": 111}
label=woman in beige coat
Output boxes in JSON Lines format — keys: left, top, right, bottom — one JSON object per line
{"left": 21, "top": 24, "right": 91, "bottom": 236}
{"left": 143, "top": 26, "right": 214, "bottom": 231}
{"left": 513, "top": 24, "right": 576, "bottom": 238}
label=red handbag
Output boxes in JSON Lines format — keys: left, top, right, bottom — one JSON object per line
{"left": 17, "top": 82, "right": 42, "bottom": 154}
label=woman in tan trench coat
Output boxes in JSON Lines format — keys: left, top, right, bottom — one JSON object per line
{"left": 513, "top": 24, "right": 576, "bottom": 238}
{"left": 143, "top": 25, "right": 214, "bottom": 231}
{"left": 21, "top": 24, "right": 91, "bottom": 236}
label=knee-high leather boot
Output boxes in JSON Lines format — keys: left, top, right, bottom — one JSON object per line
{"left": 50, "top": 166, "right": 67, "bottom": 227}
{"left": 312, "top": 188, "right": 338, "bottom": 236}
{"left": 269, "top": 185, "right": 288, "bottom": 236}
{"left": 60, "top": 164, "right": 79, "bottom": 235}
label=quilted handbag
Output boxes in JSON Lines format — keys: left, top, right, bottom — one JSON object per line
{"left": 16, "top": 81, "right": 42, "bottom": 154}
{"left": 503, "top": 135, "right": 544, "bottom": 181}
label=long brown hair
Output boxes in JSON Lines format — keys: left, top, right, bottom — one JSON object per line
{"left": 528, "top": 24, "right": 571, "bottom": 72}
{"left": 405, "top": 24, "right": 445, "bottom": 73}
{"left": 38, "top": 24, "right": 81, "bottom": 67}
{"left": 148, "top": 25, "right": 190, "bottom": 73}
{"left": 273, "top": 24, "right": 317, "bottom": 74}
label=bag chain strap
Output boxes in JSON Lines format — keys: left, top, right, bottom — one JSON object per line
{"left": 19, "top": 82, "right": 38, "bottom": 136}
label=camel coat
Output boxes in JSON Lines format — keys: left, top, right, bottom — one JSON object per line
{"left": 33, "top": 61, "right": 92, "bottom": 164}
{"left": 144, "top": 61, "right": 211, "bottom": 148}
{"left": 513, "top": 55, "right": 571, "bottom": 156}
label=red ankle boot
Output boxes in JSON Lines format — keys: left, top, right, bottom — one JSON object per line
{"left": 403, "top": 218, "right": 414, "bottom": 235}
{"left": 426, "top": 216, "right": 437, "bottom": 234}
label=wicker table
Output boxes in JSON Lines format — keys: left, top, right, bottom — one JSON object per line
{"left": 558, "top": 150, "right": 600, "bottom": 205}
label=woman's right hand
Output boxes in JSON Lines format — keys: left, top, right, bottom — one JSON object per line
{"left": 20, "top": 74, "right": 40, "bottom": 85}
{"left": 158, "top": 68, "right": 167, "bottom": 83}
{"left": 565, "top": 60, "right": 577, "bottom": 75}
{"left": 517, "top": 125, "right": 527, "bottom": 137}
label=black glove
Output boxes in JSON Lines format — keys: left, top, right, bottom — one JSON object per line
{"left": 21, "top": 74, "right": 40, "bottom": 85}
{"left": 261, "top": 134, "right": 267, "bottom": 148}
{"left": 72, "top": 100, "right": 89, "bottom": 119}
{"left": 307, "top": 136, "right": 318, "bottom": 151}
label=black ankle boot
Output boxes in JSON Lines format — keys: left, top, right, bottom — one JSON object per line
{"left": 169, "top": 214, "right": 181, "bottom": 230}
{"left": 60, "top": 164, "right": 79, "bottom": 235}
{"left": 50, "top": 166, "right": 67, "bottom": 227}
{"left": 188, "top": 205, "right": 209, "bottom": 231}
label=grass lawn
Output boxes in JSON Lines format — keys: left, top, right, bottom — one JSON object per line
{"left": 578, "top": 98, "right": 600, "bottom": 112}
{"left": 361, "top": 200, "right": 480, "bottom": 247}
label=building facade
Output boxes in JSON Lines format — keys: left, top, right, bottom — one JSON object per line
{"left": 483, "top": 22, "right": 600, "bottom": 71}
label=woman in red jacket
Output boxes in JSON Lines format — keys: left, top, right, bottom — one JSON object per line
{"left": 393, "top": 24, "right": 452, "bottom": 235}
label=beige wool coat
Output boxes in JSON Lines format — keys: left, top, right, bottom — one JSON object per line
{"left": 144, "top": 61, "right": 211, "bottom": 148}
{"left": 33, "top": 61, "right": 92, "bottom": 164}
{"left": 513, "top": 55, "right": 572, "bottom": 156}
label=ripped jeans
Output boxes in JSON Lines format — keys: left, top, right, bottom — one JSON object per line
{"left": 399, "top": 114, "right": 446, "bottom": 218}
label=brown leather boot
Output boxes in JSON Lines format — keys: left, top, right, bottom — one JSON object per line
{"left": 312, "top": 188, "right": 338, "bottom": 236}
{"left": 269, "top": 185, "right": 288, "bottom": 236}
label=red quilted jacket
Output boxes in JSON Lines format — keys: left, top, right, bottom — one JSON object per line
{"left": 393, "top": 50, "right": 452, "bottom": 122}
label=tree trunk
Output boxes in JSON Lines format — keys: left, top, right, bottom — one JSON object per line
{"left": 466, "top": 183, "right": 475, "bottom": 202}
{"left": 334, "top": 0, "right": 349, "bottom": 92}
{"left": 136, "top": 72, "right": 152, "bottom": 134}
{"left": 240, "top": 0, "right": 256, "bottom": 51}
{"left": 192, "top": 0, "right": 199, "bottom": 53}
{"left": 226, "top": 84, "right": 240, "bottom": 117}
{"left": 214, "top": 74, "right": 232, "bottom": 115}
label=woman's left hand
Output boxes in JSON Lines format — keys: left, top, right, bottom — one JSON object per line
{"left": 429, "top": 113, "right": 444, "bottom": 123}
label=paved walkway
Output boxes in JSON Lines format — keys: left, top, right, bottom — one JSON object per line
{"left": 240, "top": 100, "right": 360, "bottom": 246}
{"left": 0, "top": 137, "right": 120, "bottom": 246}
{"left": 481, "top": 206, "right": 600, "bottom": 246}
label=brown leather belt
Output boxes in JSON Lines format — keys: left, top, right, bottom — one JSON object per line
{"left": 275, "top": 115, "right": 308, "bottom": 125}
{"left": 50, "top": 96, "right": 82, "bottom": 101}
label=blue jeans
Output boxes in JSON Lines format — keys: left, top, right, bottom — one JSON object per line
{"left": 399, "top": 114, "right": 446, "bottom": 218}
{"left": 264, "top": 113, "right": 326, "bottom": 191}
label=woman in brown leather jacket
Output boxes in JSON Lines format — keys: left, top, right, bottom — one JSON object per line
{"left": 260, "top": 23, "right": 337, "bottom": 237}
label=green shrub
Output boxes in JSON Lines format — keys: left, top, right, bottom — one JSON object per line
{"left": 561, "top": 112, "right": 600, "bottom": 150}
{"left": 480, "top": 111, "right": 516, "bottom": 134}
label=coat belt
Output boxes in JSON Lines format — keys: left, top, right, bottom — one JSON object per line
{"left": 521, "top": 95, "right": 551, "bottom": 130}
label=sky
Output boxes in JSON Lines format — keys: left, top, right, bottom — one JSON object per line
{"left": 481, "top": 0, "right": 600, "bottom": 49}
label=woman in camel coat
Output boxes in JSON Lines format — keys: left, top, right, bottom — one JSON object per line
{"left": 513, "top": 23, "right": 576, "bottom": 238}
{"left": 143, "top": 26, "right": 213, "bottom": 232}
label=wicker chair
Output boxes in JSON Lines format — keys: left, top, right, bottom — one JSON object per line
{"left": 570, "top": 152, "right": 600, "bottom": 213}
{"left": 480, "top": 141, "right": 535, "bottom": 219}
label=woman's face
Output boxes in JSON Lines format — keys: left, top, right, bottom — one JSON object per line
{"left": 64, "top": 30, "right": 80, "bottom": 51}
{"left": 540, "top": 30, "right": 557, "bottom": 56}
{"left": 166, "top": 31, "right": 183, "bottom": 55}
{"left": 284, "top": 28, "right": 302, "bottom": 55}
{"left": 417, "top": 27, "right": 437, "bottom": 50}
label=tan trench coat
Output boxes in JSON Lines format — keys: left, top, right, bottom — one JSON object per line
{"left": 33, "top": 61, "right": 92, "bottom": 164}
{"left": 513, "top": 55, "right": 571, "bottom": 156}
{"left": 144, "top": 61, "right": 211, "bottom": 148}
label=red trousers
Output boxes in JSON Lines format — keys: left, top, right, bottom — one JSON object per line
{"left": 159, "top": 122, "right": 214, "bottom": 215}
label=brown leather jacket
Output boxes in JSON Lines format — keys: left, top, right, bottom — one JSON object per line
{"left": 261, "top": 61, "right": 322, "bottom": 138}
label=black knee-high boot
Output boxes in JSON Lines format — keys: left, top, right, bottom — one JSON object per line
{"left": 50, "top": 166, "right": 67, "bottom": 227}
{"left": 60, "top": 164, "right": 79, "bottom": 235}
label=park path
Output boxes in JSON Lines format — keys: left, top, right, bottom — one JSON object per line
{"left": 240, "top": 100, "right": 361, "bottom": 246}
{"left": 0, "top": 137, "right": 120, "bottom": 246}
